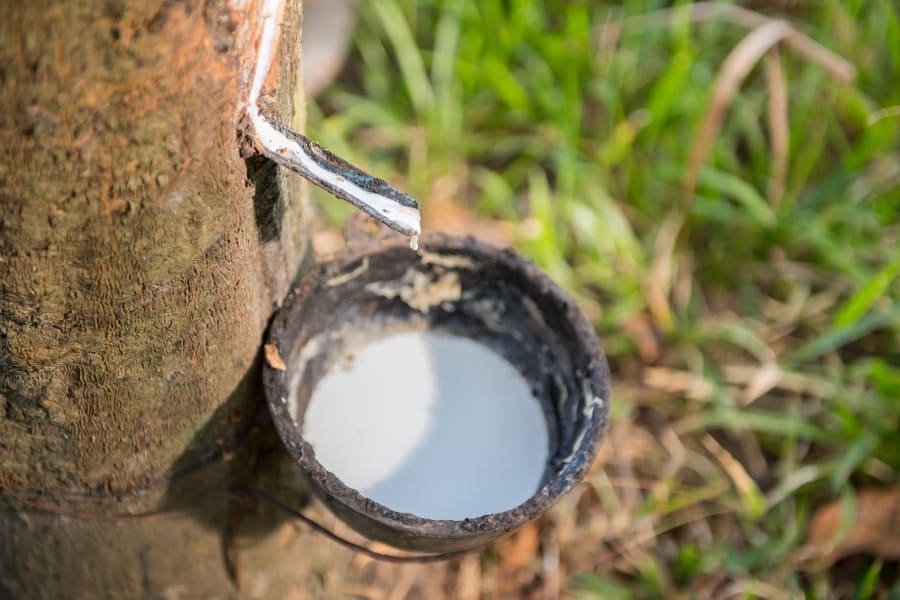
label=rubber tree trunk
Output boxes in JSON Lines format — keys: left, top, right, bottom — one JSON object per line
{"left": 0, "top": 1, "right": 329, "bottom": 597}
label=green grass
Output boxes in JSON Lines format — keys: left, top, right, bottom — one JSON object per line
{"left": 308, "top": 0, "right": 900, "bottom": 597}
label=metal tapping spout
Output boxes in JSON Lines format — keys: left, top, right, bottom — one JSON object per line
{"left": 244, "top": 0, "right": 421, "bottom": 240}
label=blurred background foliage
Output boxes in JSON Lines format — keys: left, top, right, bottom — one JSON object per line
{"left": 306, "top": 1, "right": 900, "bottom": 597}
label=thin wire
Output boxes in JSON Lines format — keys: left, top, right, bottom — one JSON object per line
{"left": 1, "top": 486, "right": 227, "bottom": 521}
{"left": 4, "top": 482, "right": 476, "bottom": 563}
{"left": 237, "top": 485, "right": 475, "bottom": 564}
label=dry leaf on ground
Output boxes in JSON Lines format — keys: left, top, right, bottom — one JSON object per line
{"left": 805, "top": 487, "right": 900, "bottom": 565}
{"left": 495, "top": 521, "right": 540, "bottom": 570}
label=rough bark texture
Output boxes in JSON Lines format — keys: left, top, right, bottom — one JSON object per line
{"left": 0, "top": 0, "right": 328, "bottom": 596}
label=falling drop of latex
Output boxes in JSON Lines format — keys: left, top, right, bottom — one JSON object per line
{"left": 409, "top": 235, "right": 419, "bottom": 251}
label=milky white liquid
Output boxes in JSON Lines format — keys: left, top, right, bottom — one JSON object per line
{"left": 301, "top": 332, "right": 549, "bottom": 520}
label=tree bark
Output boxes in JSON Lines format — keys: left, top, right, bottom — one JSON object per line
{"left": 0, "top": 1, "right": 326, "bottom": 596}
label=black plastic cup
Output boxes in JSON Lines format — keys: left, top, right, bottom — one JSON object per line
{"left": 262, "top": 233, "right": 609, "bottom": 553}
